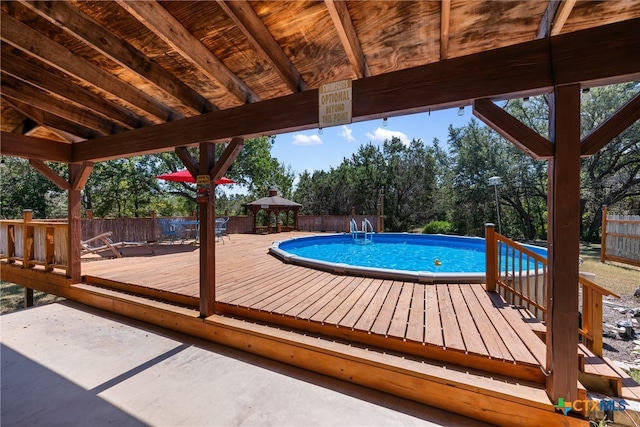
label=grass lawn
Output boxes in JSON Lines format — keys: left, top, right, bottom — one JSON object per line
{"left": 1, "top": 281, "right": 63, "bottom": 314}
{"left": 579, "top": 242, "right": 639, "bottom": 296}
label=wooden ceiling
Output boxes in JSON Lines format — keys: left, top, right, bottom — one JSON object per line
{"left": 1, "top": 1, "right": 640, "bottom": 161}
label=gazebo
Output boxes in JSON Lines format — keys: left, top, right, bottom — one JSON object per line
{"left": 244, "top": 189, "right": 302, "bottom": 234}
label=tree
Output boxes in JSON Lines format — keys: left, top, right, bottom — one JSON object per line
{"left": 579, "top": 83, "right": 640, "bottom": 240}
{"left": 0, "top": 158, "right": 65, "bottom": 219}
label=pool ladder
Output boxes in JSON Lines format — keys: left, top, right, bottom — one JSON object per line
{"left": 350, "top": 218, "right": 374, "bottom": 243}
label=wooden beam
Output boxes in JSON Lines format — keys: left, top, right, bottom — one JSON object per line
{"left": 1, "top": 74, "right": 123, "bottom": 136}
{"left": 69, "top": 19, "right": 640, "bottom": 162}
{"left": 2, "top": 97, "right": 91, "bottom": 142}
{"left": 209, "top": 138, "right": 245, "bottom": 181}
{"left": 219, "top": 0, "right": 310, "bottom": 91}
{"left": 581, "top": 91, "right": 640, "bottom": 156}
{"left": 473, "top": 99, "right": 554, "bottom": 159}
{"left": 550, "top": 0, "right": 577, "bottom": 36}
{"left": 0, "top": 12, "right": 180, "bottom": 124}
{"left": 20, "top": 0, "right": 214, "bottom": 115}
{"left": 117, "top": 0, "right": 257, "bottom": 105}
{"left": 324, "top": 0, "right": 370, "bottom": 79}
{"left": 1, "top": 48, "right": 149, "bottom": 130}
{"left": 70, "top": 162, "right": 94, "bottom": 191}
{"left": 546, "top": 84, "right": 581, "bottom": 404}
{"left": 0, "top": 132, "right": 71, "bottom": 162}
{"left": 29, "top": 159, "right": 70, "bottom": 190}
{"left": 175, "top": 147, "right": 199, "bottom": 179}
{"left": 440, "top": 0, "right": 451, "bottom": 60}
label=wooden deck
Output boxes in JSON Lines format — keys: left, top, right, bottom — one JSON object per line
{"left": 82, "top": 232, "right": 548, "bottom": 383}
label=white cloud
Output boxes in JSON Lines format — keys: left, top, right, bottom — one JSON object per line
{"left": 292, "top": 134, "right": 322, "bottom": 146}
{"left": 366, "top": 127, "right": 410, "bottom": 145}
{"left": 339, "top": 125, "right": 355, "bottom": 142}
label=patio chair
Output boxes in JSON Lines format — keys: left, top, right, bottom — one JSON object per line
{"left": 215, "top": 217, "right": 229, "bottom": 243}
{"left": 157, "top": 218, "right": 186, "bottom": 244}
{"left": 81, "top": 231, "right": 154, "bottom": 258}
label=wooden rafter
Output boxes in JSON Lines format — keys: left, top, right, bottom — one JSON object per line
{"left": 175, "top": 147, "right": 199, "bottom": 178}
{"left": 19, "top": 0, "right": 214, "bottom": 115}
{"left": 324, "top": 0, "right": 369, "bottom": 79}
{"left": 2, "top": 97, "right": 97, "bottom": 141}
{"left": 550, "top": 0, "right": 577, "bottom": 36}
{"left": 218, "top": 0, "right": 309, "bottom": 91}
{"left": 1, "top": 132, "right": 71, "bottom": 163}
{"left": 117, "top": 0, "right": 258, "bottom": 105}
{"left": 581, "top": 92, "right": 640, "bottom": 156}
{"left": 440, "top": 0, "right": 451, "bottom": 60}
{"left": 1, "top": 75, "right": 121, "bottom": 136}
{"left": 59, "top": 19, "right": 640, "bottom": 163}
{"left": 1, "top": 50, "right": 148, "bottom": 130}
{"left": 209, "top": 137, "right": 244, "bottom": 181}
{"left": 473, "top": 99, "right": 554, "bottom": 159}
{"left": 29, "top": 159, "right": 70, "bottom": 190}
{"left": 0, "top": 12, "right": 180, "bottom": 124}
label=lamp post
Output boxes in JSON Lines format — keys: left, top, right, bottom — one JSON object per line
{"left": 488, "top": 176, "right": 502, "bottom": 235}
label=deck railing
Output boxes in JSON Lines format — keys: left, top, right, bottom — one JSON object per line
{"left": 0, "top": 210, "right": 69, "bottom": 274}
{"left": 485, "top": 224, "right": 618, "bottom": 357}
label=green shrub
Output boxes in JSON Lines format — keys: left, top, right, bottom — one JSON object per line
{"left": 422, "top": 220, "right": 453, "bottom": 234}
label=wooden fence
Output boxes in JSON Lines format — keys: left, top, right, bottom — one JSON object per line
{"left": 601, "top": 206, "right": 640, "bottom": 267}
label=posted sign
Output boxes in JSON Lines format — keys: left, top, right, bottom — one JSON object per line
{"left": 319, "top": 79, "right": 352, "bottom": 129}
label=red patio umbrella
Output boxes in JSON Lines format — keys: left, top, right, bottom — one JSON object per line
{"left": 156, "top": 170, "right": 235, "bottom": 185}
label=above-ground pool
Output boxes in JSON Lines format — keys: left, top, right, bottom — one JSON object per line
{"left": 269, "top": 233, "right": 547, "bottom": 284}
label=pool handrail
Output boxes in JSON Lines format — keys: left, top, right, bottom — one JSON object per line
{"left": 484, "top": 223, "right": 619, "bottom": 357}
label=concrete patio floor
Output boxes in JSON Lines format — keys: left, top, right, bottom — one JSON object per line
{"left": 1, "top": 301, "right": 489, "bottom": 427}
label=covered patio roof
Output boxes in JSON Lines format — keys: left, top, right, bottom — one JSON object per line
{"left": 1, "top": 1, "right": 638, "bottom": 160}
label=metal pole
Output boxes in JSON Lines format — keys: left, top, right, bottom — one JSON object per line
{"left": 494, "top": 184, "right": 502, "bottom": 235}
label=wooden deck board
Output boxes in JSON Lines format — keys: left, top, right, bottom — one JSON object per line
{"left": 310, "top": 276, "right": 363, "bottom": 323}
{"left": 370, "top": 281, "right": 403, "bottom": 336}
{"left": 405, "top": 284, "right": 425, "bottom": 343}
{"left": 338, "top": 278, "right": 383, "bottom": 329}
{"left": 460, "top": 285, "right": 513, "bottom": 362}
{"left": 325, "top": 277, "right": 376, "bottom": 326}
{"left": 437, "top": 284, "right": 466, "bottom": 351}
{"left": 353, "top": 280, "right": 393, "bottom": 332}
{"left": 449, "top": 284, "right": 488, "bottom": 356}
{"left": 81, "top": 232, "right": 547, "bottom": 382}
{"left": 387, "top": 282, "right": 414, "bottom": 338}
{"left": 424, "top": 285, "right": 443, "bottom": 347}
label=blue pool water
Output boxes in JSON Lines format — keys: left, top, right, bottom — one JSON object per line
{"left": 272, "top": 233, "right": 546, "bottom": 279}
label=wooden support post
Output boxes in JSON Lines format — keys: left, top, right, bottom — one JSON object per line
{"left": 600, "top": 205, "right": 608, "bottom": 263}
{"left": 22, "top": 210, "right": 34, "bottom": 269}
{"left": 199, "top": 142, "right": 216, "bottom": 317}
{"left": 546, "top": 84, "right": 581, "bottom": 404}
{"left": 24, "top": 288, "right": 33, "bottom": 308}
{"left": 7, "top": 224, "right": 16, "bottom": 263}
{"left": 485, "top": 224, "right": 497, "bottom": 292}
{"left": 24, "top": 287, "right": 34, "bottom": 308}
{"left": 44, "top": 226, "right": 55, "bottom": 272}
{"left": 67, "top": 164, "right": 82, "bottom": 283}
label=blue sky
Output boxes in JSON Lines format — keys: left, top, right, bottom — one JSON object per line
{"left": 271, "top": 107, "right": 472, "bottom": 177}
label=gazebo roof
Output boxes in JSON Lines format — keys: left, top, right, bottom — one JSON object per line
{"left": 245, "top": 194, "right": 302, "bottom": 209}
